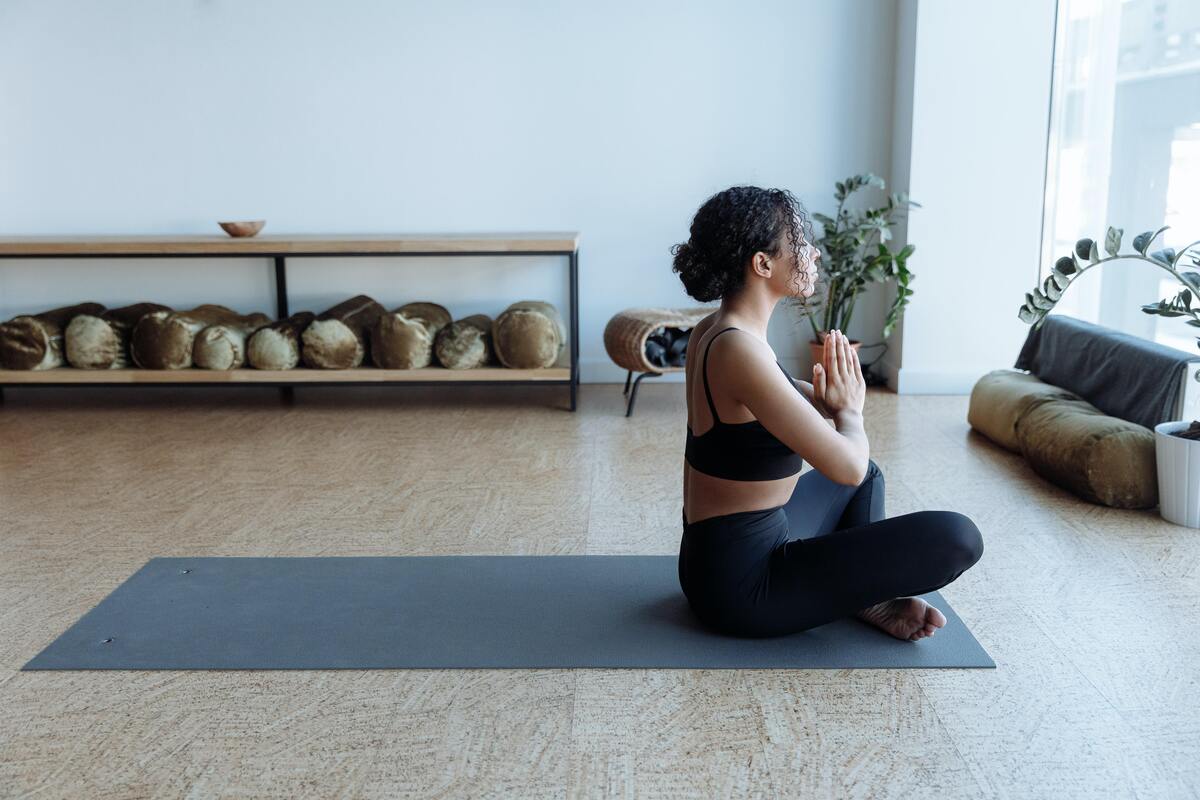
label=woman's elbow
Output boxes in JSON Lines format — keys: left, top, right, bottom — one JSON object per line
{"left": 835, "top": 459, "right": 870, "bottom": 486}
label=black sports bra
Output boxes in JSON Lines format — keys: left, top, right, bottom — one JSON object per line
{"left": 685, "top": 326, "right": 806, "bottom": 481}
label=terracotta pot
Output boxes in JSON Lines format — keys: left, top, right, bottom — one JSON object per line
{"left": 808, "top": 330, "right": 862, "bottom": 367}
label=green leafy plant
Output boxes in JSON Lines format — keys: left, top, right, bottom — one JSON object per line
{"left": 806, "top": 173, "right": 919, "bottom": 342}
{"left": 1019, "top": 225, "right": 1200, "bottom": 347}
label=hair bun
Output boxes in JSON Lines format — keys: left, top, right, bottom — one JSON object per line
{"left": 672, "top": 185, "right": 811, "bottom": 304}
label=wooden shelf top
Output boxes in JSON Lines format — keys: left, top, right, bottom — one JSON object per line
{"left": 0, "top": 366, "right": 571, "bottom": 384}
{"left": 0, "top": 232, "right": 580, "bottom": 257}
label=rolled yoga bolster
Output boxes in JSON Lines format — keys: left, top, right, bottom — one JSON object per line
{"left": 1015, "top": 395, "right": 1158, "bottom": 509}
{"left": 967, "top": 368, "right": 1085, "bottom": 453}
{"left": 492, "top": 300, "right": 566, "bottom": 369}
{"left": 193, "top": 312, "right": 273, "bottom": 370}
{"left": 246, "top": 311, "right": 316, "bottom": 370}
{"left": 0, "top": 302, "right": 107, "bottom": 370}
{"left": 434, "top": 313, "right": 495, "bottom": 369}
{"left": 370, "top": 302, "right": 452, "bottom": 369}
{"left": 130, "top": 304, "right": 248, "bottom": 370}
{"left": 65, "top": 302, "right": 173, "bottom": 369}
{"left": 301, "top": 295, "right": 386, "bottom": 369}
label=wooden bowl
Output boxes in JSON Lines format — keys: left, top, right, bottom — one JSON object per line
{"left": 218, "top": 220, "right": 266, "bottom": 238}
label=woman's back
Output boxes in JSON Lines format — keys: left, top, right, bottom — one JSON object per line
{"left": 685, "top": 325, "right": 806, "bottom": 480}
{"left": 683, "top": 317, "right": 805, "bottom": 525}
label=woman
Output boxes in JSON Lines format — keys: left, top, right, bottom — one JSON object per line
{"left": 674, "top": 186, "right": 983, "bottom": 641}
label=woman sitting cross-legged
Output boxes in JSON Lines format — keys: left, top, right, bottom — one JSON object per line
{"left": 675, "top": 185, "right": 984, "bottom": 641}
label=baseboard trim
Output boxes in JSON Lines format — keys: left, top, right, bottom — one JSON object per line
{"left": 581, "top": 359, "right": 685, "bottom": 384}
{"left": 891, "top": 366, "right": 986, "bottom": 394}
{"left": 582, "top": 357, "right": 985, "bottom": 394}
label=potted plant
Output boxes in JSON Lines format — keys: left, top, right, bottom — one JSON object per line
{"left": 1020, "top": 225, "right": 1200, "bottom": 526}
{"left": 803, "top": 173, "right": 918, "bottom": 381}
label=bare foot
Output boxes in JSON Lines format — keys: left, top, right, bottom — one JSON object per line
{"left": 856, "top": 597, "right": 947, "bottom": 642}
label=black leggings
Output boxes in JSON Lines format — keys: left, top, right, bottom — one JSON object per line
{"left": 678, "top": 459, "right": 984, "bottom": 638}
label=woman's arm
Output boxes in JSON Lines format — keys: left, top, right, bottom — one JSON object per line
{"left": 792, "top": 377, "right": 833, "bottom": 419}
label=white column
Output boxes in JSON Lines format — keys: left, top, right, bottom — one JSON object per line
{"left": 883, "top": 0, "right": 1059, "bottom": 394}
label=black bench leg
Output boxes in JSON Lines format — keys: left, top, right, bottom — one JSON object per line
{"left": 625, "top": 372, "right": 660, "bottom": 417}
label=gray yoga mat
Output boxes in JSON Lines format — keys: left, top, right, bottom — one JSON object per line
{"left": 23, "top": 556, "right": 995, "bottom": 670}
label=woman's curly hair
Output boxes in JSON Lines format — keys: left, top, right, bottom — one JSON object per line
{"left": 671, "top": 186, "right": 817, "bottom": 305}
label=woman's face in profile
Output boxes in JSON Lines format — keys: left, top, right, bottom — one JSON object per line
{"left": 779, "top": 228, "right": 819, "bottom": 298}
{"left": 798, "top": 237, "right": 820, "bottom": 297}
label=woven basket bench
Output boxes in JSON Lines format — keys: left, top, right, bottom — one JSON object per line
{"left": 603, "top": 307, "right": 712, "bottom": 416}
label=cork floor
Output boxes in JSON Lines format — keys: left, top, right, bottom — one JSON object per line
{"left": 0, "top": 382, "right": 1195, "bottom": 799}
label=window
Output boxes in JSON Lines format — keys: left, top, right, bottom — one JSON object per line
{"left": 1040, "top": 0, "right": 1200, "bottom": 352}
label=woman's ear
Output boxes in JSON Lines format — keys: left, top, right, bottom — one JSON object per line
{"left": 752, "top": 251, "right": 771, "bottom": 277}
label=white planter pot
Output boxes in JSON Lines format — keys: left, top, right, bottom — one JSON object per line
{"left": 1155, "top": 420, "right": 1200, "bottom": 528}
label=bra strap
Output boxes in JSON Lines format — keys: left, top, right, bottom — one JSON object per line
{"left": 701, "top": 327, "right": 738, "bottom": 424}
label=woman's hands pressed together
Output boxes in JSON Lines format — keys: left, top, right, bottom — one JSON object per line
{"left": 812, "top": 329, "right": 866, "bottom": 417}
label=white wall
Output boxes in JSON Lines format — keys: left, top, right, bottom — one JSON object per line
{"left": 882, "top": 0, "right": 1058, "bottom": 393}
{"left": 0, "top": 0, "right": 900, "bottom": 383}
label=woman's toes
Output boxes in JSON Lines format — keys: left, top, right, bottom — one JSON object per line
{"left": 909, "top": 622, "right": 940, "bottom": 641}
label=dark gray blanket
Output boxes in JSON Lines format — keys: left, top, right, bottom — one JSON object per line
{"left": 1014, "top": 313, "right": 1199, "bottom": 429}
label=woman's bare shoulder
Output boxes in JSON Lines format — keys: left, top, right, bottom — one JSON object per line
{"left": 694, "top": 312, "right": 718, "bottom": 333}
{"left": 686, "top": 313, "right": 718, "bottom": 355}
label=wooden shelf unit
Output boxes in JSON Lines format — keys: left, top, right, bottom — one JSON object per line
{"left": 0, "top": 366, "right": 570, "bottom": 384}
{"left": 0, "top": 232, "right": 581, "bottom": 409}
